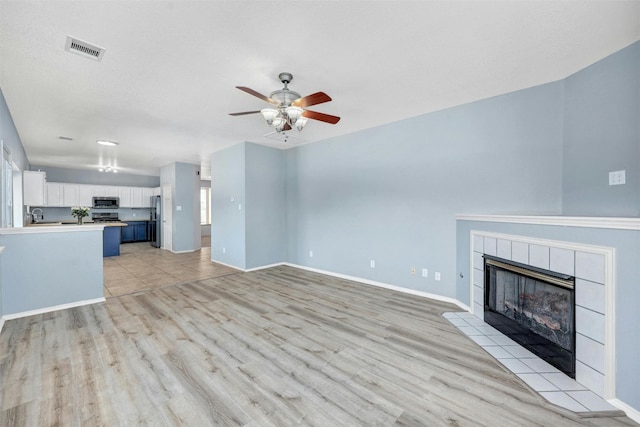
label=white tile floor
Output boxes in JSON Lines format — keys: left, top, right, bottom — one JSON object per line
{"left": 443, "top": 311, "right": 619, "bottom": 414}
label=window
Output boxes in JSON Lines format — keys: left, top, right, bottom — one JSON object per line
{"left": 200, "top": 187, "right": 211, "bottom": 225}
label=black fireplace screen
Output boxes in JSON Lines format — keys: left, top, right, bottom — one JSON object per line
{"left": 484, "top": 255, "right": 576, "bottom": 377}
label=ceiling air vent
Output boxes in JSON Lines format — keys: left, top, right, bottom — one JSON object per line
{"left": 65, "top": 36, "right": 105, "bottom": 61}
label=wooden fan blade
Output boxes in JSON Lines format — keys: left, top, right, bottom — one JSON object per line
{"left": 236, "top": 86, "right": 278, "bottom": 105}
{"left": 303, "top": 110, "right": 341, "bottom": 124}
{"left": 283, "top": 123, "right": 292, "bottom": 131}
{"left": 229, "top": 110, "right": 261, "bottom": 116}
{"left": 292, "top": 92, "right": 332, "bottom": 108}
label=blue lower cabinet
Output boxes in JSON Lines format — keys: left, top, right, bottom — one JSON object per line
{"left": 121, "top": 224, "right": 135, "bottom": 243}
{"left": 134, "top": 223, "right": 147, "bottom": 241}
{"left": 103, "top": 226, "right": 121, "bottom": 257}
{"left": 121, "top": 221, "right": 149, "bottom": 243}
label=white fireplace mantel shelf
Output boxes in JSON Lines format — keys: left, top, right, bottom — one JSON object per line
{"left": 456, "top": 214, "right": 640, "bottom": 231}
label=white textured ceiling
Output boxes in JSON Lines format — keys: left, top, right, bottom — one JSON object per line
{"left": 1, "top": 1, "right": 639, "bottom": 179}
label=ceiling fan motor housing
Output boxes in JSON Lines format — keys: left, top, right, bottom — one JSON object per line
{"left": 270, "top": 89, "right": 301, "bottom": 107}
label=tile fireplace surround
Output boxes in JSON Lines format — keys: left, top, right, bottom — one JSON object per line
{"left": 456, "top": 214, "right": 640, "bottom": 421}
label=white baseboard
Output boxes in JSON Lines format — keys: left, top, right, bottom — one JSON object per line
{"left": 210, "top": 258, "right": 245, "bottom": 270}
{"left": 0, "top": 317, "right": 4, "bottom": 334}
{"left": 609, "top": 398, "right": 640, "bottom": 424}
{"left": 206, "top": 260, "right": 471, "bottom": 312}
{"left": 2, "top": 297, "right": 106, "bottom": 321}
{"left": 283, "top": 263, "right": 469, "bottom": 310}
{"left": 245, "top": 262, "right": 286, "bottom": 272}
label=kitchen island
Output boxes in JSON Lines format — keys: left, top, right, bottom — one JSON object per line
{"left": 101, "top": 223, "right": 128, "bottom": 256}
{"left": 27, "top": 221, "right": 128, "bottom": 257}
{"left": 0, "top": 224, "right": 105, "bottom": 316}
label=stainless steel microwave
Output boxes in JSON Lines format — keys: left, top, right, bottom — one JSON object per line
{"left": 92, "top": 196, "right": 119, "bottom": 209}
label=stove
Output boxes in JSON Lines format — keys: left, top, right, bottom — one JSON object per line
{"left": 92, "top": 212, "right": 120, "bottom": 223}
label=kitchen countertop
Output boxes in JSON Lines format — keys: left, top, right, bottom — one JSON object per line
{"left": 27, "top": 221, "right": 128, "bottom": 227}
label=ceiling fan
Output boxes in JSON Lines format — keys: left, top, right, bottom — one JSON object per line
{"left": 229, "top": 72, "right": 340, "bottom": 133}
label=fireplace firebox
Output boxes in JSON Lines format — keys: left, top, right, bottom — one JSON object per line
{"left": 483, "top": 255, "right": 576, "bottom": 378}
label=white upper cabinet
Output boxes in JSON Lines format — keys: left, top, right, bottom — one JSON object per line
{"left": 104, "top": 186, "right": 120, "bottom": 197}
{"left": 23, "top": 171, "right": 46, "bottom": 206}
{"left": 78, "top": 185, "right": 94, "bottom": 206}
{"left": 45, "top": 183, "right": 64, "bottom": 207}
{"left": 131, "top": 187, "right": 144, "bottom": 207}
{"left": 40, "top": 182, "right": 159, "bottom": 208}
{"left": 118, "top": 187, "right": 133, "bottom": 207}
{"left": 62, "top": 184, "right": 79, "bottom": 207}
{"left": 142, "top": 188, "right": 154, "bottom": 207}
{"left": 91, "top": 186, "right": 106, "bottom": 197}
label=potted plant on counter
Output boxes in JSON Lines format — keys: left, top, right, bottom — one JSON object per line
{"left": 71, "top": 206, "right": 90, "bottom": 225}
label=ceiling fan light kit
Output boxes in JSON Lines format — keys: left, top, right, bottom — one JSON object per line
{"left": 230, "top": 72, "right": 340, "bottom": 134}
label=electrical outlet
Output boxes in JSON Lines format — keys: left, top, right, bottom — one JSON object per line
{"left": 422, "top": 268, "right": 428, "bottom": 277}
{"left": 435, "top": 272, "right": 441, "bottom": 281}
{"left": 370, "top": 260, "right": 375, "bottom": 268}
{"left": 411, "top": 267, "right": 416, "bottom": 275}
{"left": 309, "top": 250, "right": 313, "bottom": 258}
{"left": 222, "top": 247, "right": 226, "bottom": 254}
{"left": 609, "top": 170, "right": 626, "bottom": 186}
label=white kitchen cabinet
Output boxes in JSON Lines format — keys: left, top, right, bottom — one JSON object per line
{"left": 104, "top": 186, "right": 120, "bottom": 197}
{"left": 119, "top": 187, "right": 133, "bottom": 207}
{"left": 153, "top": 187, "right": 161, "bottom": 197}
{"left": 142, "top": 188, "right": 154, "bottom": 207}
{"left": 130, "top": 187, "right": 143, "bottom": 207}
{"left": 78, "top": 185, "right": 94, "bottom": 206}
{"left": 91, "top": 186, "right": 106, "bottom": 197}
{"left": 46, "top": 183, "right": 64, "bottom": 207}
{"left": 23, "top": 171, "right": 46, "bottom": 206}
{"left": 62, "top": 184, "right": 79, "bottom": 207}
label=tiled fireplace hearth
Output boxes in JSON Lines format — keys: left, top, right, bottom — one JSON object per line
{"left": 453, "top": 215, "right": 640, "bottom": 420}
{"left": 469, "top": 231, "right": 613, "bottom": 399}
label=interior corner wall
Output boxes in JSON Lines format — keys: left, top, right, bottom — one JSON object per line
{"left": 210, "top": 142, "right": 286, "bottom": 270}
{"left": 245, "top": 143, "right": 286, "bottom": 269}
{"left": 286, "top": 82, "right": 564, "bottom": 298}
{"left": 562, "top": 41, "right": 640, "bottom": 216}
{"left": 211, "top": 143, "right": 246, "bottom": 269}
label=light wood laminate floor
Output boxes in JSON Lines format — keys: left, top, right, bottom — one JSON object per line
{"left": 1, "top": 266, "right": 637, "bottom": 426}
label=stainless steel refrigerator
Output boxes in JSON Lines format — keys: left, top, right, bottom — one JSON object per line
{"left": 150, "top": 195, "right": 161, "bottom": 247}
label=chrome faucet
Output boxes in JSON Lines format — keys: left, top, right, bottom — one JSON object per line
{"left": 31, "top": 208, "right": 44, "bottom": 223}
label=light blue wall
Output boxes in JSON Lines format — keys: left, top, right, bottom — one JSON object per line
{"left": 455, "top": 219, "right": 640, "bottom": 411}
{"left": 0, "top": 87, "right": 30, "bottom": 321}
{"left": 245, "top": 143, "right": 286, "bottom": 269}
{"left": 32, "top": 165, "right": 160, "bottom": 187}
{"left": 0, "top": 88, "right": 29, "bottom": 172}
{"left": 173, "top": 162, "right": 201, "bottom": 252}
{"left": 160, "top": 162, "right": 200, "bottom": 253}
{"left": 211, "top": 143, "right": 246, "bottom": 268}
{"left": 286, "top": 82, "right": 564, "bottom": 297}
{"left": 0, "top": 228, "right": 104, "bottom": 314}
{"left": 562, "top": 41, "right": 640, "bottom": 215}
